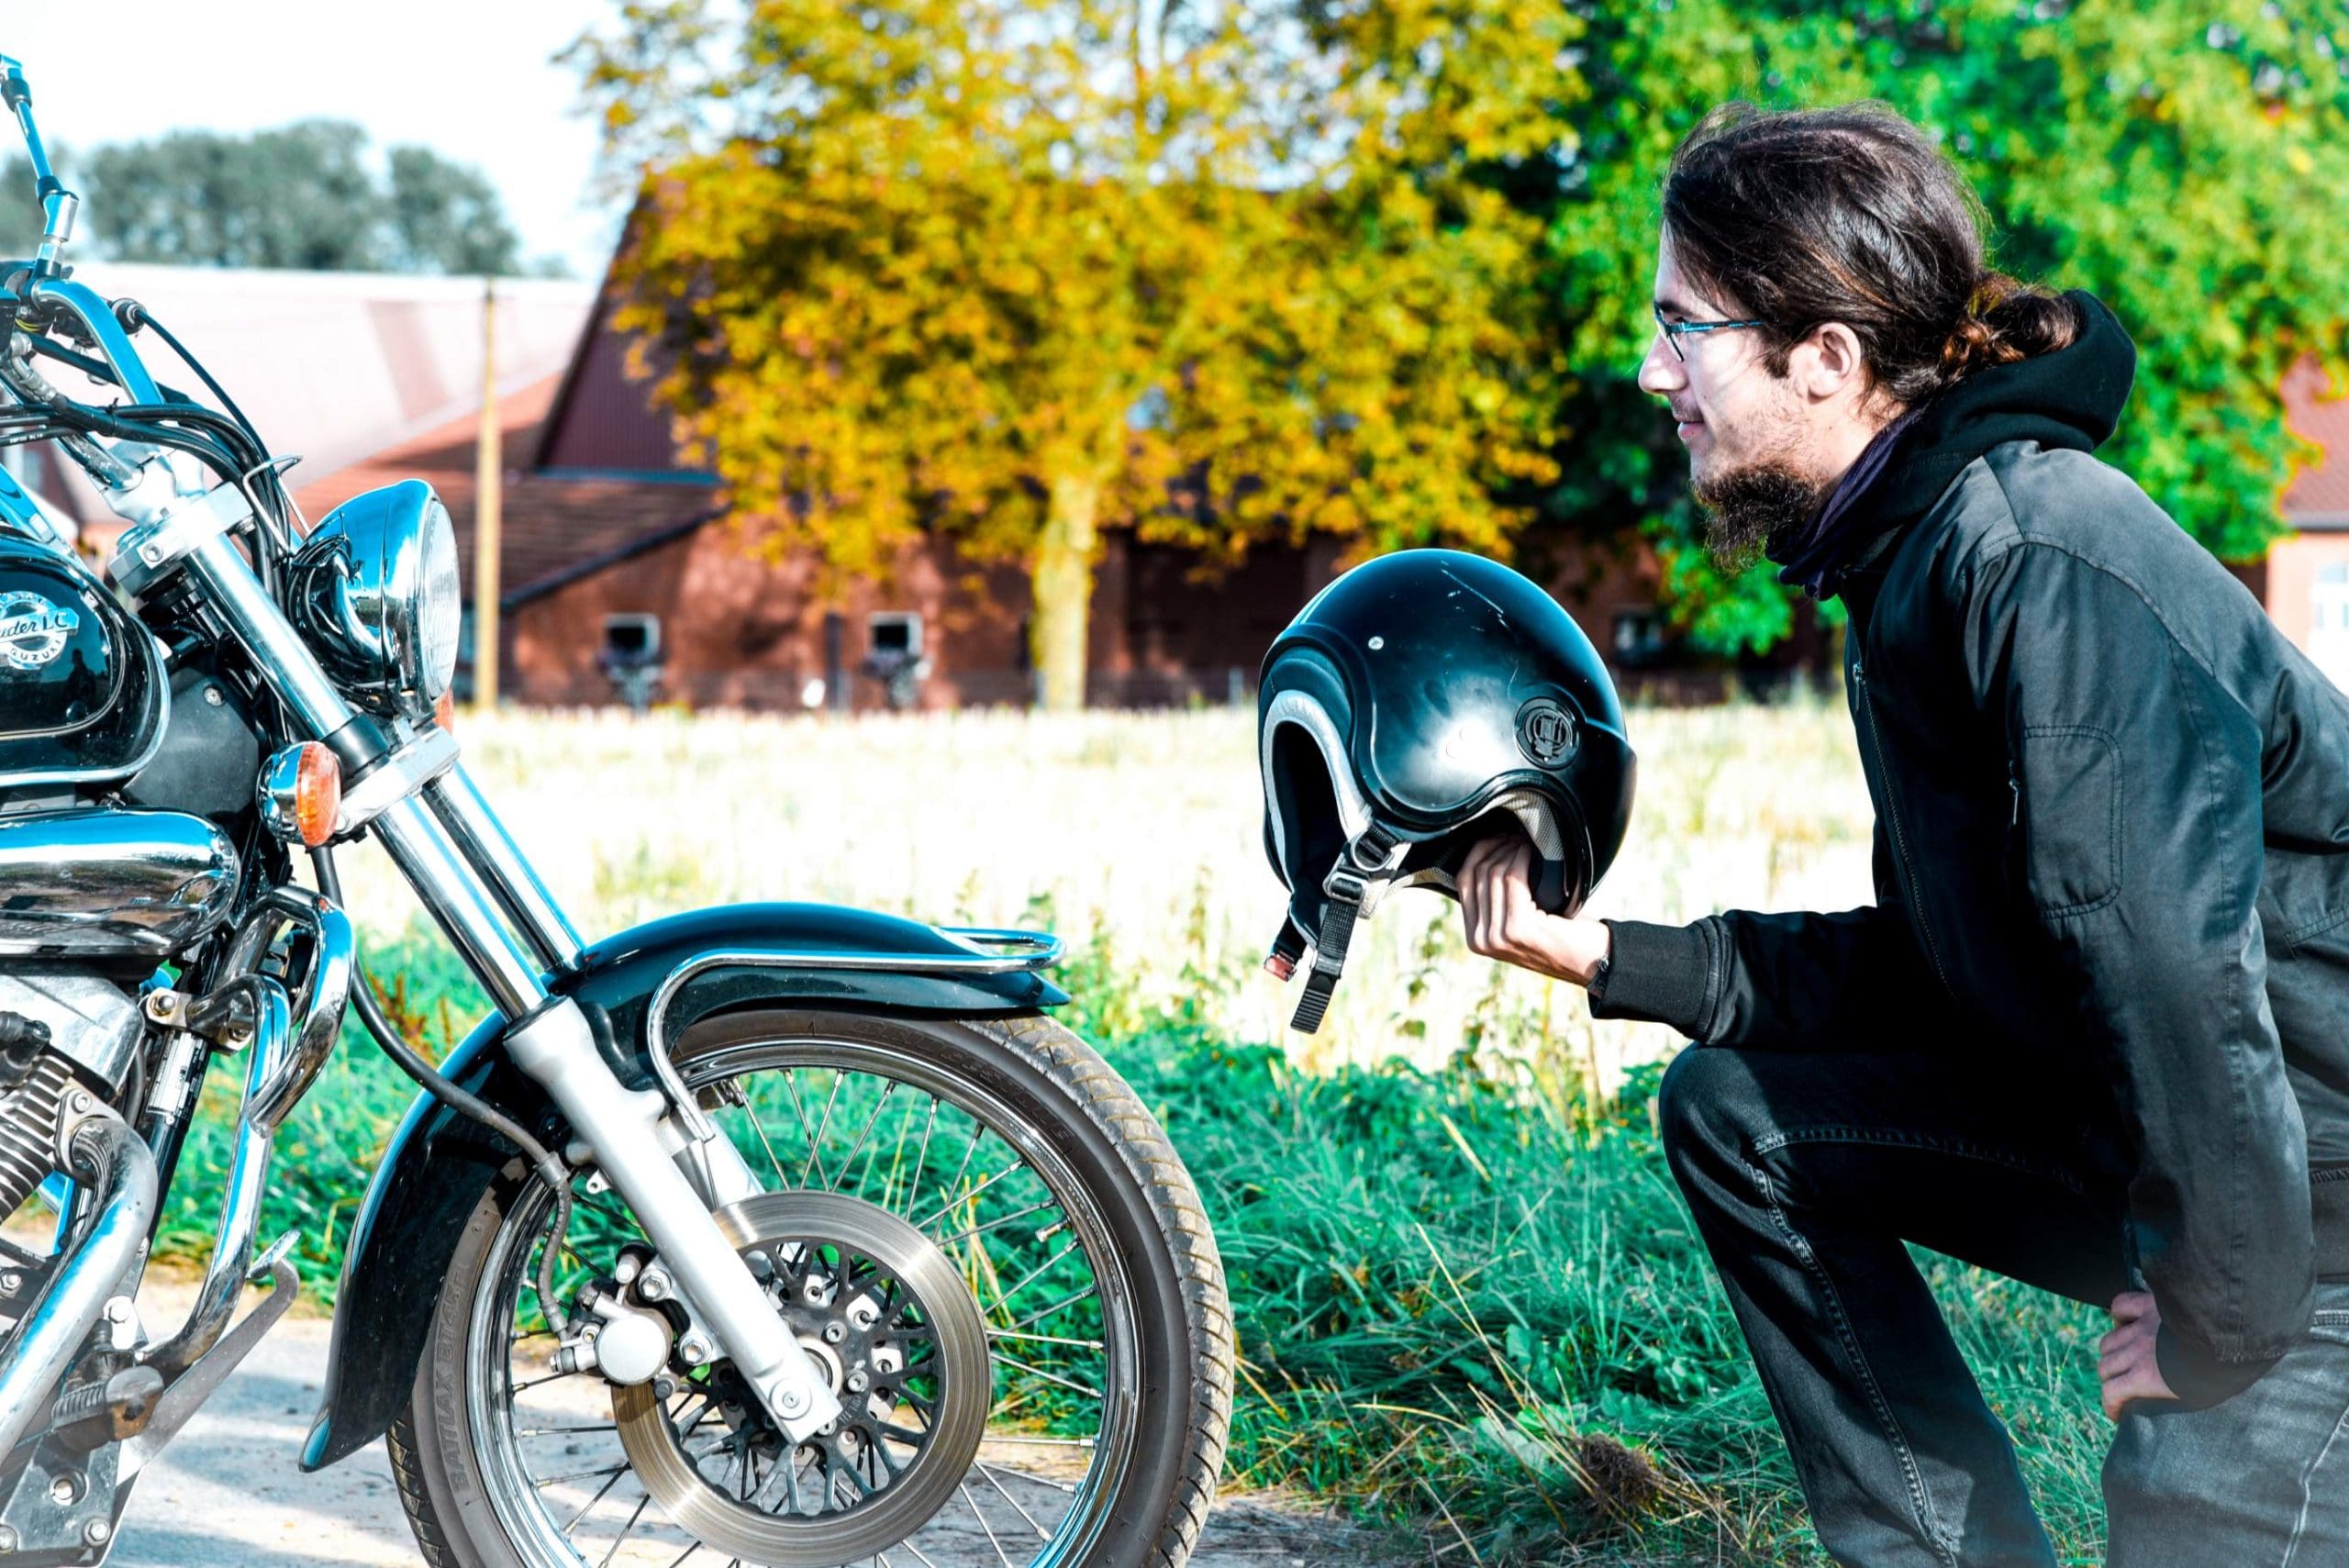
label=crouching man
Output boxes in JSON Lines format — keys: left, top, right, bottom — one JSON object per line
{"left": 1461, "top": 100, "right": 2349, "bottom": 1566}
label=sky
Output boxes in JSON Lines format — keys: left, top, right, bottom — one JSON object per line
{"left": 0, "top": 3, "right": 628, "bottom": 279}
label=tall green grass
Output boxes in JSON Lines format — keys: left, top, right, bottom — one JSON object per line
{"left": 154, "top": 922, "right": 2117, "bottom": 1566}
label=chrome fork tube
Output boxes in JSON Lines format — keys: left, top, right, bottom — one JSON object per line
{"left": 0, "top": 1104, "right": 156, "bottom": 1460}
{"left": 370, "top": 795, "right": 837, "bottom": 1438}
{"left": 422, "top": 768, "right": 583, "bottom": 972}
{"left": 371, "top": 795, "right": 547, "bottom": 1018}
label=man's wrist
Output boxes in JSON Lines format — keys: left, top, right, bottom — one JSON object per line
{"left": 1584, "top": 927, "right": 1614, "bottom": 994}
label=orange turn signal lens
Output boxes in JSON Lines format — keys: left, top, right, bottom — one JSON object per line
{"left": 260, "top": 742, "right": 343, "bottom": 848}
{"left": 293, "top": 743, "right": 342, "bottom": 847}
{"left": 434, "top": 689, "right": 455, "bottom": 734}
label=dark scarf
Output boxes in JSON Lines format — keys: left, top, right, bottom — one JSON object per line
{"left": 1765, "top": 289, "right": 2138, "bottom": 601}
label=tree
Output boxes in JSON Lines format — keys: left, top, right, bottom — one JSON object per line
{"left": 1535, "top": 0, "right": 2349, "bottom": 660}
{"left": 571, "top": 0, "right": 1575, "bottom": 708}
{"left": 0, "top": 123, "right": 526, "bottom": 275}
{"left": 387, "top": 146, "right": 526, "bottom": 276}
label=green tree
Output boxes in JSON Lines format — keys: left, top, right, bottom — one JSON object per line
{"left": 87, "top": 121, "right": 389, "bottom": 272}
{"left": 571, "top": 0, "right": 1575, "bottom": 709}
{"left": 1538, "top": 0, "right": 2349, "bottom": 659}
{"left": 386, "top": 146, "right": 525, "bottom": 275}
{"left": 0, "top": 123, "right": 527, "bottom": 276}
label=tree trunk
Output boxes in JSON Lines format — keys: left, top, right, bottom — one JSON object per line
{"left": 1030, "top": 472, "right": 1102, "bottom": 712}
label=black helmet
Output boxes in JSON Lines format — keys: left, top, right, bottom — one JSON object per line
{"left": 1256, "top": 549, "right": 1635, "bottom": 1032}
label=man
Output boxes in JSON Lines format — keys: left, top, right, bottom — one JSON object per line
{"left": 1455, "top": 100, "right": 2349, "bottom": 1566}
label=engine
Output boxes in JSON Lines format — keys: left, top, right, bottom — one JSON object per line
{"left": 0, "top": 974, "right": 142, "bottom": 1222}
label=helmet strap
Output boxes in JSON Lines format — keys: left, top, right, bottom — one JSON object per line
{"left": 1287, "top": 821, "right": 1401, "bottom": 1035}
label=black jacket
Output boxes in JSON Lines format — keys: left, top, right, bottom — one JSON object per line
{"left": 1594, "top": 294, "right": 2349, "bottom": 1406}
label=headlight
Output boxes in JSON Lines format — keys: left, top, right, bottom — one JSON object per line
{"left": 287, "top": 478, "right": 463, "bottom": 719}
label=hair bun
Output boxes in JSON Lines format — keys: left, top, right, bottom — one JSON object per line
{"left": 1938, "top": 311, "right": 2005, "bottom": 380}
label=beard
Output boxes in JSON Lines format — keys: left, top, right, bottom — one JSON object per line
{"left": 1690, "top": 457, "right": 1833, "bottom": 576}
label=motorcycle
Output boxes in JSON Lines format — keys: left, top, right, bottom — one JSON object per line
{"left": 0, "top": 54, "right": 1231, "bottom": 1568}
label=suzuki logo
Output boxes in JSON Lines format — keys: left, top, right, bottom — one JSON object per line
{"left": 0, "top": 592, "right": 78, "bottom": 673}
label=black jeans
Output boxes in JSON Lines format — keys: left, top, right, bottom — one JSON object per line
{"left": 1656, "top": 1043, "right": 2349, "bottom": 1567}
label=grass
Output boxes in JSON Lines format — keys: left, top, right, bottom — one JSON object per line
{"left": 153, "top": 701, "right": 2117, "bottom": 1564}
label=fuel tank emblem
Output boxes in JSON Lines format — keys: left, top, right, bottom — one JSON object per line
{"left": 0, "top": 591, "right": 79, "bottom": 673}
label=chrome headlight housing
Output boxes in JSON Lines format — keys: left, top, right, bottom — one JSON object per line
{"left": 287, "top": 479, "right": 462, "bottom": 719}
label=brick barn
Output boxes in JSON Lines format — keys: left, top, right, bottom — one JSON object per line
{"left": 290, "top": 270, "right": 1740, "bottom": 713}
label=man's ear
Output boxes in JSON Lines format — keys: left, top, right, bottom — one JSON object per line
{"left": 1796, "top": 320, "right": 1869, "bottom": 403}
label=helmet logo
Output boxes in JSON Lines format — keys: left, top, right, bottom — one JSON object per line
{"left": 0, "top": 591, "right": 77, "bottom": 673}
{"left": 1515, "top": 698, "right": 1578, "bottom": 767}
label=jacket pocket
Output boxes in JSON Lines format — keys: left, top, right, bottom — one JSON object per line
{"left": 2016, "top": 725, "right": 2121, "bottom": 918}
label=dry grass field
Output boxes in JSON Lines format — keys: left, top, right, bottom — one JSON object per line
{"left": 330, "top": 694, "right": 1874, "bottom": 1083}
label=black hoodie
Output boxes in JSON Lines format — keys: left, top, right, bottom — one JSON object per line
{"left": 1598, "top": 290, "right": 2349, "bottom": 1409}
{"left": 1769, "top": 288, "right": 2139, "bottom": 602}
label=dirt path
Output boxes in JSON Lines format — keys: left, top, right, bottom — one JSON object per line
{"left": 104, "top": 1279, "right": 1368, "bottom": 1568}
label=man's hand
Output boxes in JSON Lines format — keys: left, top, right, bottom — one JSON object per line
{"left": 2099, "top": 1291, "right": 2181, "bottom": 1419}
{"left": 1456, "top": 836, "right": 1612, "bottom": 987}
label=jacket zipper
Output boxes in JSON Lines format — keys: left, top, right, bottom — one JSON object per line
{"left": 1853, "top": 652, "right": 1959, "bottom": 1000}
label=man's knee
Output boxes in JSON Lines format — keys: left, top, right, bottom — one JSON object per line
{"left": 1653, "top": 1044, "right": 1753, "bottom": 1172}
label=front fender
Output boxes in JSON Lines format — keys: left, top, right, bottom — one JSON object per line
{"left": 299, "top": 901, "right": 1067, "bottom": 1471}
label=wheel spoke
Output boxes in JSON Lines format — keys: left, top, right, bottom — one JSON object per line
{"left": 802, "top": 1072, "right": 845, "bottom": 1188}
{"left": 911, "top": 1161, "right": 1021, "bottom": 1232}
{"left": 985, "top": 1329, "right": 1103, "bottom": 1351}
{"left": 559, "top": 1463, "right": 631, "bottom": 1530}
{"left": 1000, "top": 1284, "right": 1097, "bottom": 1334}
{"left": 989, "top": 1351, "right": 1102, "bottom": 1401}
{"left": 901, "top": 1095, "right": 941, "bottom": 1212}
{"left": 738, "top": 1093, "right": 793, "bottom": 1190}
{"left": 830, "top": 1081, "right": 897, "bottom": 1195}
{"left": 977, "top": 1461, "right": 1055, "bottom": 1535}
{"left": 935, "top": 1197, "right": 1057, "bottom": 1250}
{"left": 596, "top": 1495, "right": 651, "bottom": 1568}
{"left": 980, "top": 1458, "right": 1079, "bottom": 1497}
{"left": 959, "top": 1482, "right": 1019, "bottom": 1568}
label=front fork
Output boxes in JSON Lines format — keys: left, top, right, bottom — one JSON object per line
{"left": 373, "top": 791, "right": 844, "bottom": 1441}
{"left": 111, "top": 473, "right": 843, "bottom": 1443}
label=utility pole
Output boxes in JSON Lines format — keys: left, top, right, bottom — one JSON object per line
{"left": 473, "top": 275, "right": 502, "bottom": 711}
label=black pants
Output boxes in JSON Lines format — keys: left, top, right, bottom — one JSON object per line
{"left": 1657, "top": 1043, "right": 2349, "bottom": 1567}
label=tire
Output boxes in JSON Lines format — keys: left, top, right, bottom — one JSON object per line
{"left": 388, "top": 1008, "right": 1233, "bottom": 1568}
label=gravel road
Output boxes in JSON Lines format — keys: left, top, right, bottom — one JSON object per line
{"left": 101, "top": 1278, "right": 1364, "bottom": 1568}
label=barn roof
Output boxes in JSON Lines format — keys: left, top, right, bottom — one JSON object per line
{"left": 292, "top": 370, "right": 722, "bottom": 611}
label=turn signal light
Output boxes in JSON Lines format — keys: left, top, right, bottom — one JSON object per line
{"left": 434, "top": 689, "right": 455, "bottom": 734}
{"left": 259, "top": 742, "right": 343, "bottom": 847}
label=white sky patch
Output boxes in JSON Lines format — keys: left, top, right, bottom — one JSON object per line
{"left": 0, "top": 3, "right": 627, "bottom": 279}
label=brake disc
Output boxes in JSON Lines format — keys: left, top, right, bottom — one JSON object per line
{"left": 611, "top": 1191, "right": 991, "bottom": 1566}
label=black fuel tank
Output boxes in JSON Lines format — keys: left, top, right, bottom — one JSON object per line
{"left": 0, "top": 536, "right": 166, "bottom": 791}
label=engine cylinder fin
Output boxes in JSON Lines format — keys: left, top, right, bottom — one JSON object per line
{"left": 0, "top": 1053, "right": 76, "bottom": 1219}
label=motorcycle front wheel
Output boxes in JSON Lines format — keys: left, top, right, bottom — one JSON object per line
{"left": 387, "top": 1008, "right": 1233, "bottom": 1568}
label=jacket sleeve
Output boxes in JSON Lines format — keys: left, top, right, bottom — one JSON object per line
{"left": 1588, "top": 820, "right": 1942, "bottom": 1049}
{"left": 1963, "top": 541, "right": 2311, "bottom": 1407}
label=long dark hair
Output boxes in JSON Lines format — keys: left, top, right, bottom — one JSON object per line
{"left": 1662, "top": 101, "right": 2078, "bottom": 407}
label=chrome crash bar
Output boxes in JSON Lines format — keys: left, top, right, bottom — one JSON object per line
{"left": 142, "top": 889, "right": 352, "bottom": 1377}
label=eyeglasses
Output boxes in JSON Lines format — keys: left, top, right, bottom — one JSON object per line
{"left": 1653, "top": 301, "right": 1767, "bottom": 361}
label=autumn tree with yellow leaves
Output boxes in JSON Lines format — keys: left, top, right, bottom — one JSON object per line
{"left": 571, "top": 0, "right": 1575, "bottom": 708}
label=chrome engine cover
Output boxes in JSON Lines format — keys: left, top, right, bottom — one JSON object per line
{"left": 0, "top": 971, "right": 145, "bottom": 1090}
{"left": 0, "top": 807, "right": 239, "bottom": 959}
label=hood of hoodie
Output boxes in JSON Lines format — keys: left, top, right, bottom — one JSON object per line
{"left": 1785, "top": 288, "right": 2137, "bottom": 602}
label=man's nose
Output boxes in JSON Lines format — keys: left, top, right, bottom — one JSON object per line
{"left": 1636, "top": 332, "right": 1685, "bottom": 398}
